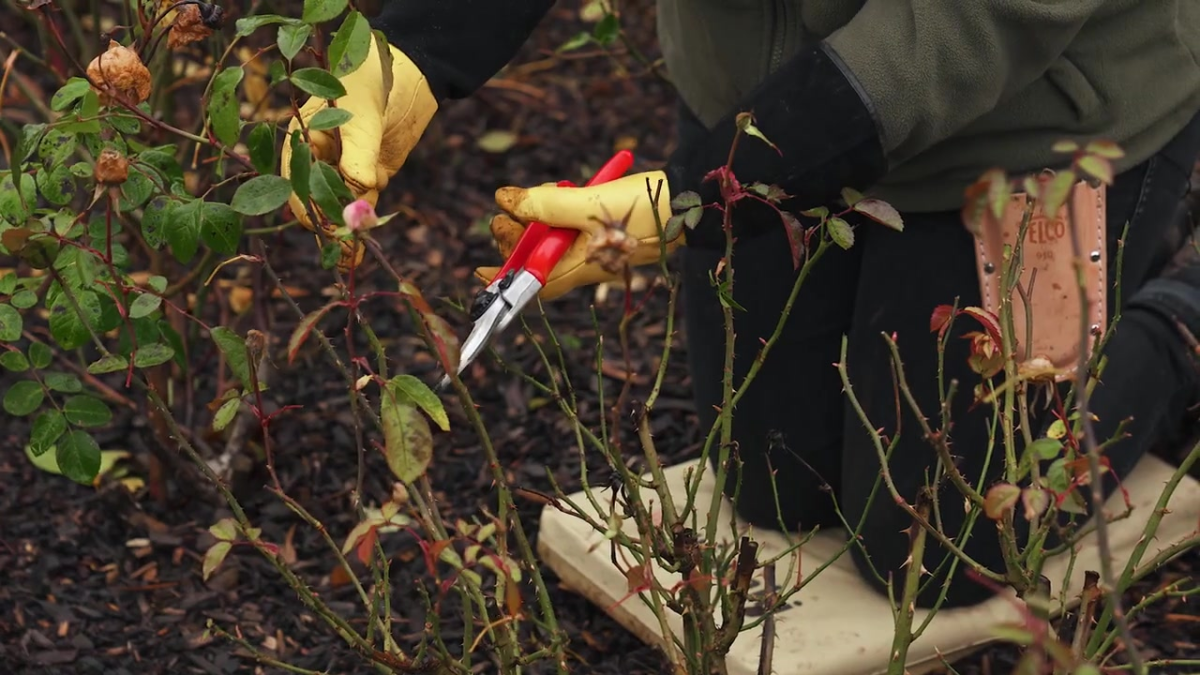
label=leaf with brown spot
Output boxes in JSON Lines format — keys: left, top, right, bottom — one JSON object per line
{"left": 381, "top": 389, "right": 433, "bottom": 484}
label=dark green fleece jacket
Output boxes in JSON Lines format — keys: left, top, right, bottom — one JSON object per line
{"left": 376, "top": 1, "right": 1200, "bottom": 214}
{"left": 658, "top": 0, "right": 1200, "bottom": 211}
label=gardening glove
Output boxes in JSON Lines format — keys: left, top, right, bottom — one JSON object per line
{"left": 280, "top": 36, "right": 438, "bottom": 271}
{"left": 473, "top": 171, "right": 683, "bottom": 300}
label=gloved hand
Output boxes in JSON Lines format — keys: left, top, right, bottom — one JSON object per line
{"left": 473, "top": 171, "right": 683, "bottom": 300}
{"left": 280, "top": 36, "right": 438, "bottom": 270}
{"left": 474, "top": 42, "right": 892, "bottom": 302}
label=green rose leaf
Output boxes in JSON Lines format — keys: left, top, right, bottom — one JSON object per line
{"left": 167, "top": 199, "right": 203, "bottom": 263}
{"left": 28, "top": 341, "right": 52, "bottom": 369}
{"left": 308, "top": 160, "right": 353, "bottom": 226}
{"left": 87, "top": 353, "right": 129, "bottom": 375}
{"left": 287, "top": 131, "right": 312, "bottom": 203}
{"left": 200, "top": 203, "right": 243, "bottom": 254}
{"left": 56, "top": 430, "right": 102, "bottom": 485}
{"left": 48, "top": 289, "right": 101, "bottom": 351}
{"left": 328, "top": 11, "right": 371, "bottom": 77}
{"left": 29, "top": 410, "right": 67, "bottom": 457}
{"left": 141, "top": 196, "right": 177, "bottom": 249}
{"left": 11, "top": 290, "right": 37, "bottom": 310}
{"left": 63, "top": 394, "right": 112, "bottom": 427}
{"left": 278, "top": 23, "right": 313, "bottom": 61}
{"left": 4, "top": 380, "right": 44, "bottom": 416}
{"left": 133, "top": 343, "right": 175, "bottom": 369}
{"left": 290, "top": 68, "right": 346, "bottom": 99}
{"left": 302, "top": 0, "right": 347, "bottom": 25}
{"left": 388, "top": 374, "right": 450, "bottom": 431}
{"left": 827, "top": 216, "right": 855, "bottom": 250}
{"left": 231, "top": 175, "right": 293, "bottom": 216}
{"left": 209, "top": 67, "right": 245, "bottom": 147}
{"left": 0, "top": 351, "right": 29, "bottom": 372}
{"left": 308, "top": 108, "right": 353, "bottom": 131}
{"left": 44, "top": 372, "right": 83, "bottom": 393}
{"left": 235, "top": 14, "right": 300, "bottom": 37}
{"left": 0, "top": 172, "right": 37, "bottom": 226}
{"left": 0, "top": 304, "right": 22, "bottom": 341}
{"left": 247, "top": 123, "right": 277, "bottom": 175}
{"left": 381, "top": 395, "right": 433, "bottom": 483}
{"left": 128, "top": 292, "right": 162, "bottom": 319}
{"left": 210, "top": 326, "right": 251, "bottom": 387}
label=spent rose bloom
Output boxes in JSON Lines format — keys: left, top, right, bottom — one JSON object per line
{"left": 86, "top": 41, "right": 152, "bottom": 107}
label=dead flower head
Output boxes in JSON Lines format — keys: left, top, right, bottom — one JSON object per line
{"left": 586, "top": 227, "right": 639, "bottom": 275}
{"left": 94, "top": 148, "right": 129, "bottom": 185}
{"left": 87, "top": 41, "right": 151, "bottom": 107}
{"left": 168, "top": 4, "right": 215, "bottom": 49}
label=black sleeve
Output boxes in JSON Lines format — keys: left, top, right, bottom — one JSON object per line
{"left": 371, "top": 0, "right": 556, "bottom": 101}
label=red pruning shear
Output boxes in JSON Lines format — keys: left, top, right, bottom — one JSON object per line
{"left": 438, "top": 149, "right": 636, "bottom": 389}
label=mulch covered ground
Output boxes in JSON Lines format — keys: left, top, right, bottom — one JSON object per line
{"left": 1, "top": 2, "right": 1198, "bottom": 673}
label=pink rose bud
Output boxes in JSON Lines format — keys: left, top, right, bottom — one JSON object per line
{"left": 343, "top": 199, "right": 378, "bottom": 231}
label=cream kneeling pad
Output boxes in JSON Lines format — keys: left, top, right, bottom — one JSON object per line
{"left": 538, "top": 454, "right": 1199, "bottom": 675}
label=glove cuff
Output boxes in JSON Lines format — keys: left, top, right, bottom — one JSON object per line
{"left": 668, "top": 41, "right": 889, "bottom": 249}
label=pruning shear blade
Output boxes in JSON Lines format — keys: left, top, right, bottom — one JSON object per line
{"left": 436, "top": 150, "right": 636, "bottom": 390}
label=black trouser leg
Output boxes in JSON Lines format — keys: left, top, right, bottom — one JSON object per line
{"left": 680, "top": 103, "right": 1200, "bottom": 608}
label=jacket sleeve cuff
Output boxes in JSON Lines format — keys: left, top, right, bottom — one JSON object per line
{"left": 371, "top": 0, "right": 556, "bottom": 101}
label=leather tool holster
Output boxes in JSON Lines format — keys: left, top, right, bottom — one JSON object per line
{"left": 971, "top": 174, "right": 1108, "bottom": 382}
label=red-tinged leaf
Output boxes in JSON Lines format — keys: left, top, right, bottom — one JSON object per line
{"left": 504, "top": 575, "right": 523, "bottom": 617}
{"left": 625, "top": 563, "right": 650, "bottom": 593}
{"left": 355, "top": 524, "right": 378, "bottom": 566}
{"left": 984, "top": 483, "right": 1020, "bottom": 520}
{"left": 330, "top": 563, "right": 354, "bottom": 588}
{"left": 1084, "top": 139, "right": 1124, "bottom": 159}
{"left": 1022, "top": 487, "right": 1050, "bottom": 520}
{"left": 960, "top": 179, "right": 990, "bottom": 236}
{"left": 930, "top": 304, "right": 955, "bottom": 337}
{"left": 341, "top": 519, "right": 374, "bottom": 554}
{"left": 1077, "top": 154, "right": 1113, "bottom": 185}
{"left": 1041, "top": 170, "right": 1076, "bottom": 218}
{"left": 779, "top": 211, "right": 805, "bottom": 269}
{"left": 851, "top": 198, "right": 904, "bottom": 232}
{"left": 420, "top": 538, "right": 452, "bottom": 578}
{"left": 960, "top": 306, "right": 1003, "bottom": 346}
{"left": 381, "top": 393, "right": 433, "bottom": 483}
{"left": 287, "top": 300, "right": 342, "bottom": 364}
{"left": 421, "top": 311, "right": 461, "bottom": 376}
{"left": 203, "top": 541, "right": 232, "bottom": 580}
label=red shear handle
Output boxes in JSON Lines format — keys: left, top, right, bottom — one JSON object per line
{"left": 523, "top": 149, "right": 636, "bottom": 285}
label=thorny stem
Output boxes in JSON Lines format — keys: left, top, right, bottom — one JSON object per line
{"left": 887, "top": 489, "right": 931, "bottom": 675}
{"left": 141, "top": 388, "right": 407, "bottom": 669}
{"left": 838, "top": 336, "right": 1005, "bottom": 583}
{"left": 1085, "top": 436, "right": 1200, "bottom": 658}
{"left": 1064, "top": 196, "right": 1143, "bottom": 674}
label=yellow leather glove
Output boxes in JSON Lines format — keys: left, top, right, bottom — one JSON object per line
{"left": 474, "top": 171, "right": 684, "bottom": 300}
{"left": 280, "top": 37, "right": 438, "bottom": 271}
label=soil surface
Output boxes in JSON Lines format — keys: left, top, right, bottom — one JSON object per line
{"left": 2, "top": 2, "right": 1198, "bottom": 674}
